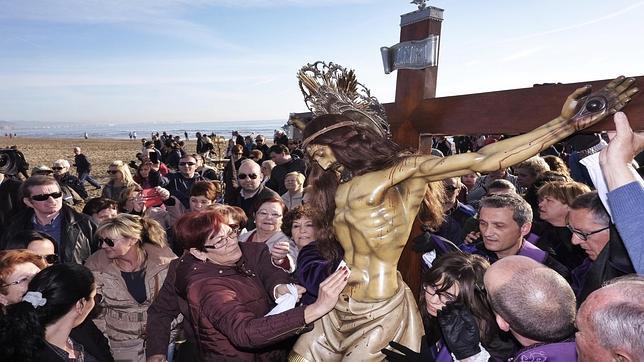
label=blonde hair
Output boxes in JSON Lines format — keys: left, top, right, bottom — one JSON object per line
{"left": 515, "top": 156, "right": 550, "bottom": 177}
{"left": 96, "top": 213, "right": 166, "bottom": 248}
{"left": 108, "top": 160, "right": 137, "bottom": 187}
{"left": 285, "top": 171, "right": 305, "bottom": 185}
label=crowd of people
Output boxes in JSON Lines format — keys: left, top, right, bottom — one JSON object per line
{"left": 0, "top": 111, "right": 642, "bottom": 362}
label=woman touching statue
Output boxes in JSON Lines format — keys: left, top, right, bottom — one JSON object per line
{"left": 289, "top": 62, "right": 637, "bottom": 362}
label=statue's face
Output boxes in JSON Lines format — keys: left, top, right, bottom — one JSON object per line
{"left": 307, "top": 144, "right": 337, "bottom": 170}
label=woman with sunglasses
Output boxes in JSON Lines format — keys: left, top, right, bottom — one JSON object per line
{"left": 85, "top": 213, "right": 176, "bottom": 361}
{"left": 0, "top": 262, "right": 114, "bottom": 362}
{"left": 383, "top": 252, "right": 517, "bottom": 362}
{"left": 167, "top": 209, "right": 348, "bottom": 361}
{"left": 4, "top": 230, "right": 59, "bottom": 266}
{"left": 239, "top": 196, "right": 299, "bottom": 272}
{"left": 101, "top": 160, "right": 139, "bottom": 200}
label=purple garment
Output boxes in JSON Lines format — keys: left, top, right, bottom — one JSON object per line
{"left": 571, "top": 258, "right": 593, "bottom": 298}
{"left": 432, "top": 339, "right": 454, "bottom": 362}
{"left": 517, "top": 240, "right": 547, "bottom": 263}
{"left": 295, "top": 241, "right": 341, "bottom": 305}
{"left": 512, "top": 340, "right": 577, "bottom": 361}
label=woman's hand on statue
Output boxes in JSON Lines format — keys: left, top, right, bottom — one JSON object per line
{"left": 304, "top": 267, "right": 349, "bottom": 323}
{"left": 559, "top": 76, "right": 637, "bottom": 131}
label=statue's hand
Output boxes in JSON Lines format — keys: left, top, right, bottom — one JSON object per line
{"left": 560, "top": 76, "right": 638, "bottom": 131}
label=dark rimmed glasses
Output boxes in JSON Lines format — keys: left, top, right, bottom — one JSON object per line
{"left": 31, "top": 192, "right": 63, "bottom": 201}
{"left": 566, "top": 224, "right": 610, "bottom": 241}
{"left": 238, "top": 173, "right": 258, "bottom": 180}
{"left": 203, "top": 229, "right": 238, "bottom": 250}
{"left": 42, "top": 254, "right": 59, "bottom": 264}
{"left": 107, "top": 170, "right": 119, "bottom": 174}
{"left": 51, "top": 166, "right": 64, "bottom": 171}
{"left": 423, "top": 284, "right": 457, "bottom": 304}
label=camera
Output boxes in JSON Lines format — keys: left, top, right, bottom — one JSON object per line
{"left": 0, "top": 148, "right": 27, "bottom": 175}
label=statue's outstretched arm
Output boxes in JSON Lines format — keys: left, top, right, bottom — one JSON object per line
{"left": 411, "top": 76, "right": 638, "bottom": 182}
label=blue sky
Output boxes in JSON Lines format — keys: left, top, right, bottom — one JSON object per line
{"left": 1, "top": 0, "right": 643, "bottom": 123}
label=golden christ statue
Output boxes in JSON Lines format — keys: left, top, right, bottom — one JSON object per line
{"left": 289, "top": 62, "right": 637, "bottom": 361}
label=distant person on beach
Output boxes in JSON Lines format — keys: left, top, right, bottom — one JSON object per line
{"left": 84, "top": 132, "right": 89, "bottom": 139}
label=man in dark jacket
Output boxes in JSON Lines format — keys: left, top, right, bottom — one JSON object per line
{"left": 73, "top": 147, "right": 102, "bottom": 189}
{"left": 1, "top": 175, "right": 98, "bottom": 264}
{"left": 230, "top": 159, "right": 279, "bottom": 229}
{"left": 266, "top": 144, "right": 306, "bottom": 195}
{"left": 164, "top": 154, "right": 205, "bottom": 209}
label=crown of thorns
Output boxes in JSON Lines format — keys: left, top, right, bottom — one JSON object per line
{"left": 297, "top": 61, "right": 391, "bottom": 147}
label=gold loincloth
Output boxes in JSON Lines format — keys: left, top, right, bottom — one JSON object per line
{"left": 289, "top": 272, "right": 423, "bottom": 361}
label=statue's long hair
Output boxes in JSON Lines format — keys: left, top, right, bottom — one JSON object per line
{"left": 303, "top": 114, "right": 409, "bottom": 260}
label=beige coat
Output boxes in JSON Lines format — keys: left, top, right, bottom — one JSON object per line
{"left": 86, "top": 243, "right": 177, "bottom": 362}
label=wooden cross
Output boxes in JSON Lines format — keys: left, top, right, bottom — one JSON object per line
{"left": 390, "top": 6, "right": 644, "bottom": 299}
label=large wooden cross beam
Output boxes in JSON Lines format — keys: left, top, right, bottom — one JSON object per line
{"left": 391, "top": 6, "right": 644, "bottom": 299}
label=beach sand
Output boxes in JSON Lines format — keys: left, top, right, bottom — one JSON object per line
{"left": 3, "top": 137, "right": 199, "bottom": 199}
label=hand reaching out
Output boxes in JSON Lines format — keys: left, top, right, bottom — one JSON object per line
{"left": 303, "top": 266, "right": 349, "bottom": 323}
{"left": 599, "top": 112, "right": 644, "bottom": 189}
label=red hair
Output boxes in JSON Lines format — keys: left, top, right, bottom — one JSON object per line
{"left": 173, "top": 210, "right": 225, "bottom": 251}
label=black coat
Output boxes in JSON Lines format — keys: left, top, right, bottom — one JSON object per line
{"left": 1, "top": 205, "right": 98, "bottom": 264}
{"left": 0, "top": 177, "right": 24, "bottom": 236}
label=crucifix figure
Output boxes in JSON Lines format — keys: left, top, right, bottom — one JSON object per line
{"left": 288, "top": 60, "right": 637, "bottom": 361}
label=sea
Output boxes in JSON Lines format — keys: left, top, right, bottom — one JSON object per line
{"left": 2, "top": 119, "right": 287, "bottom": 140}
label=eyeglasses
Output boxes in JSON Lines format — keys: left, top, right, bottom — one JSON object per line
{"left": 423, "top": 284, "right": 456, "bottom": 303}
{"left": 203, "top": 229, "right": 238, "bottom": 250}
{"left": 42, "top": 254, "right": 59, "bottom": 264}
{"left": 255, "top": 139, "right": 263, "bottom": 143}
{"left": 51, "top": 166, "right": 64, "bottom": 170}
{"left": 256, "top": 210, "right": 282, "bottom": 219}
{"left": 107, "top": 170, "right": 119, "bottom": 174}
{"left": 97, "top": 237, "right": 116, "bottom": 247}
{"left": 0, "top": 275, "right": 32, "bottom": 288}
{"left": 31, "top": 192, "right": 63, "bottom": 201}
{"left": 444, "top": 185, "right": 458, "bottom": 192}
{"left": 179, "top": 162, "right": 196, "bottom": 166}
{"left": 566, "top": 224, "right": 610, "bottom": 241}
{"left": 238, "top": 173, "right": 259, "bottom": 180}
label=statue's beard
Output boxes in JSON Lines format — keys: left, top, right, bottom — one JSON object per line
{"left": 330, "top": 162, "right": 353, "bottom": 183}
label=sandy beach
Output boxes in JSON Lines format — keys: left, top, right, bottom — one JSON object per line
{"left": 2, "top": 137, "right": 199, "bottom": 199}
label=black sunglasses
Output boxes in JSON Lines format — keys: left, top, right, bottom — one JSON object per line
{"left": 97, "top": 237, "right": 115, "bottom": 247}
{"left": 179, "top": 162, "right": 196, "bottom": 166}
{"left": 107, "top": 170, "right": 119, "bottom": 174}
{"left": 238, "top": 173, "right": 258, "bottom": 180}
{"left": 43, "top": 254, "right": 59, "bottom": 264}
{"left": 31, "top": 192, "right": 63, "bottom": 201}
{"left": 51, "top": 166, "right": 64, "bottom": 170}
{"left": 444, "top": 185, "right": 459, "bottom": 192}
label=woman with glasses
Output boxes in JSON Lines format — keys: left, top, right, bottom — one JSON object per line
{"left": 0, "top": 262, "right": 115, "bottom": 362}
{"left": 102, "top": 160, "right": 139, "bottom": 200}
{"left": 168, "top": 209, "right": 348, "bottom": 361}
{"left": 85, "top": 213, "right": 176, "bottom": 361}
{"left": 4, "top": 230, "right": 59, "bottom": 266}
{"left": 383, "top": 252, "right": 516, "bottom": 362}
{"left": 0, "top": 249, "right": 47, "bottom": 306}
{"left": 146, "top": 205, "right": 247, "bottom": 362}
{"left": 239, "top": 196, "right": 298, "bottom": 272}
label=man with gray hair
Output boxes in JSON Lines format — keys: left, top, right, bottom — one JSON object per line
{"left": 484, "top": 255, "right": 578, "bottom": 361}
{"left": 575, "top": 275, "right": 644, "bottom": 362}
{"left": 462, "top": 193, "right": 569, "bottom": 278}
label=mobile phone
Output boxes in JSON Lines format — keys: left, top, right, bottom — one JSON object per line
{"left": 142, "top": 188, "right": 163, "bottom": 208}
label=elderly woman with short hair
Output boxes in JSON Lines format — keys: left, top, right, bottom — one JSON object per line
{"left": 281, "top": 171, "right": 305, "bottom": 209}
{"left": 86, "top": 213, "right": 176, "bottom": 361}
{"left": 170, "top": 209, "right": 349, "bottom": 361}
